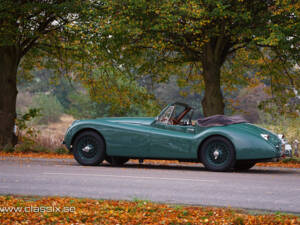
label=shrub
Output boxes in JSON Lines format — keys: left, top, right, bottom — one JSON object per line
{"left": 55, "top": 147, "right": 69, "bottom": 155}
{"left": 14, "top": 136, "right": 50, "bottom": 153}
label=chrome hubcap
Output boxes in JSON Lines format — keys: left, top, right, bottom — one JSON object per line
{"left": 206, "top": 141, "right": 229, "bottom": 166}
{"left": 82, "top": 145, "right": 93, "bottom": 153}
{"left": 213, "top": 150, "right": 220, "bottom": 160}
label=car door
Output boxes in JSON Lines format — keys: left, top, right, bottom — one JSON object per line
{"left": 148, "top": 122, "right": 196, "bottom": 159}
{"left": 104, "top": 122, "right": 152, "bottom": 157}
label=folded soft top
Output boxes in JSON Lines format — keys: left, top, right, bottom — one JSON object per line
{"left": 197, "top": 115, "right": 248, "bottom": 127}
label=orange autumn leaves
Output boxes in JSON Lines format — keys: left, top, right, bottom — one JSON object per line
{"left": 257, "top": 162, "right": 300, "bottom": 169}
{"left": 0, "top": 152, "right": 73, "bottom": 159}
{"left": 0, "top": 196, "right": 299, "bottom": 225}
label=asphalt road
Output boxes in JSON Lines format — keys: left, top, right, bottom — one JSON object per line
{"left": 0, "top": 156, "right": 299, "bottom": 213}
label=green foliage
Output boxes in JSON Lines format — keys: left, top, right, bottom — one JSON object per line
{"left": 55, "top": 147, "right": 69, "bottom": 155}
{"left": 224, "top": 48, "right": 300, "bottom": 117}
{"left": 1, "top": 0, "right": 107, "bottom": 89}
{"left": 18, "top": 70, "right": 121, "bottom": 119}
{"left": 281, "top": 157, "right": 300, "bottom": 164}
{"left": 14, "top": 108, "right": 41, "bottom": 151}
{"left": 32, "top": 94, "right": 64, "bottom": 124}
{"left": 0, "top": 0, "right": 109, "bottom": 148}
{"left": 17, "top": 68, "right": 154, "bottom": 119}
{"left": 2, "top": 0, "right": 299, "bottom": 136}
{"left": 14, "top": 136, "right": 50, "bottom": 154}
{"left": 83, "top": 66, "right": 160, "bottom": 116}
{"left": 259, "top": 113, "right": 300, "bottom": 143}
{"left": 12, "top": 108, "right": 46, "bottom": 153}
{"left": 100, "top": 0, "right": 300, "bottom": 115}
{"left": 66, "top": 90, "right": 111, "bottom": 119}
{"left": 233, "top": 217, "right": 245, "bottom": 225}
{"left": 16, "top": 108, "right": 41, "bottom": 132}
{"left": 2, "top": 143, "right": 14, "bottom": 153}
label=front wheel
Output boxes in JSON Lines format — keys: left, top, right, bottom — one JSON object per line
{"left": 73, "top": 131, "right": 105, "bottom": 166}
{"left": 200, "top": 136, "right": 236, "bottom": 172}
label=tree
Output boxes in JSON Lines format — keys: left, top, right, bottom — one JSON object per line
{"left": 0, "top": 0, "right": 104, "bottom": 148}
{"left": 84, "top": 66, "right": 160, "bottom": 116}
{"left": 103, "top": 0, "right": 300, "bottom": 116}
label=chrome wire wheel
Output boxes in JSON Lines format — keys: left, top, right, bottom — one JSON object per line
{"left": 73, "top": 131, "right": 105, "bottom": 166}
{"left": 206, "top": 141, "right": 230, "bottom": 167}
{"left": 201, "top": 136, "right": 235, "bottom": 172}
{"left": 77, "top": 136, "right": 98, "bottom": 159}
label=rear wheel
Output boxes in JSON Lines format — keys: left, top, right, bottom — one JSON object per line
{"left": 200, "top": 136, "right": 235, "bottom": 172}
{"left": 73, "top": 131, "right": 105, "bottom": 166}
{"left": 234, "top": 160, "right": 256, "bottom": 171}
{"left": 106, "top": 156, "right": 129, "bottom": 166}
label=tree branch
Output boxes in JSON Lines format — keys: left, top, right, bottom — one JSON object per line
{"left": 20, "top": 15, "right": 56, "bottom": 56}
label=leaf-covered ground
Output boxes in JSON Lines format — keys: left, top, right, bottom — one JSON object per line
{"left": 256, "top": 161, "right": 300, "bottom": 168}
{"left": 1, "top": 152, "right": 300, "bottom": 168}
{"left": 0, "top": 196, "right": 299, "bottom": 225}
{"left": 0, "top": 152, "right": 73, "bottom": 159}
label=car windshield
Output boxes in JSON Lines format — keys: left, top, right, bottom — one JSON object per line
{"left": 157, "top": 105, "right": 175, "bottom": 124}
{"left": 156, "top": 103, "right": 190, "bottom": 125}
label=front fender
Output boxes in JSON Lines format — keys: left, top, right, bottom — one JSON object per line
{"left": 63, "top": 122, "right": 101, "bottom": 150}
{"left": 194, "top": 125, "right": 280, "bottom": 160}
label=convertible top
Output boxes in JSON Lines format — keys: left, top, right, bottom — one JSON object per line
{"left": 197, "top": 115, "right": 248, "bottom": 127}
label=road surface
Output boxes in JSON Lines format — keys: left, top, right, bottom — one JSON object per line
{"left": 0, "top": 156, "right": 299, "bottom": 213}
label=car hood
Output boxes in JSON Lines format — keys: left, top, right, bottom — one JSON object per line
{"left": 95, "top": 117, "right": 155, "bottom": 126}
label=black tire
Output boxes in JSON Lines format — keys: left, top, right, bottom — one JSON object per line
{"left": 73, "top": 131, "right": 105, "bottom": 166}
{"left": 200, "top": 136, "right": 236, "bottom": 172}
{"left": 106, "top": 156, "right": 129, "bottom": 166}
{"left": 234, "top": 160, "right": 256, "bottom": 171}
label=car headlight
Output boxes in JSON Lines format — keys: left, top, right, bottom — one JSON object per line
{"left": 277, "top": 134, "right": 286, "bottom": 144}
{"left": 261, "top": 133, "right": 269, "bottom": 141}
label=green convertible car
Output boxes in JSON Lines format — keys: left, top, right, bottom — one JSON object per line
{"left": 63, "top": 102, "right": 282, "bottom": 172}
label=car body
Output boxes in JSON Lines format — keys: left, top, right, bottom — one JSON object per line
{"left": 63, "top": 102, "right": 282, "bottom": 171}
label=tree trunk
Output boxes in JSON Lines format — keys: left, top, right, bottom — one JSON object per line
{"left": 201, "top": 63, "right": 224, "bottom": 116}
{"left": 0, "top": 46, "right": 20, "bottom": 149}
{"left": 201, "top": 41, "right": 226, "bottom": 116}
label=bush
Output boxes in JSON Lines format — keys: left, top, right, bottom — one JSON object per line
{"left": 14, "top": 136, "right": 50, "bottom": 153}
{"left": 32, "top": 94, "right": 64, "bottom": 124}
{"left": 55, "top": 147, "right": 69, "bottom": 155}
{"left": 11, "top": 133, "right": 70, "bottom": 155}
